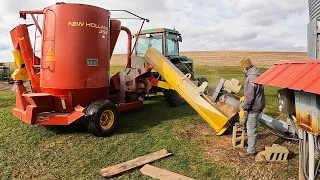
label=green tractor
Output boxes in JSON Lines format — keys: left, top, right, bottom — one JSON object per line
{"left": 135, "top": 28, "right": 194, "bottom": 75}
{"left": 134, "top": 28, "right": 205, "bottom": 106}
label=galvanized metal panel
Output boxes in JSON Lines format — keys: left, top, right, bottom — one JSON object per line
{"left": 278, "top": 89, "right": 295, "bottom": 114}
{"left": 307, "top": 18, "right": 317, "bottom": 58}
{"left": 309, "top": 0, "right": 320, "bottom": 21}
{"left": 255, "top": 60, "right": 320, "bottom": 95}
{"left": 294, "top": 91, "right": 320, "bottom": 135}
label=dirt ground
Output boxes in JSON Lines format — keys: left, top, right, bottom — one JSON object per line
{"left": 111, "top": 51, "right": 307, "bottom": 67}
{"left": 0, "top": 81, "right": 30, "bottom": 91}
{"left": 182, "top": 122, "right": 299, "bottom": 179}
{"left": 4, "top": 51, "right": 307, "bottom": 68}
{"left": 0, "top": 82, "right": 11, "bottom": 91}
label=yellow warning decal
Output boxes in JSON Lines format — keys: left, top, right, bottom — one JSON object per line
{"left": 45, "top": 47, "right": 56, "bottom": 62}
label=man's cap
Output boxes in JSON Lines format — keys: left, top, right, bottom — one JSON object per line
{"left": 240, "top": 58, "right": 252, "bottom": 69}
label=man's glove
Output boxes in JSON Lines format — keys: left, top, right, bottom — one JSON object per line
{"left": 236, "top": 96, "right": 247, "bottom": 127}
{"left": 238, "top": 96, "right": 245, "bottom": 109}
{"left": 238, "top": 107, "right": 248, "bottom": 126}
{"left": 239, "top": 108, "right": 245, "bottom": 120}
{"left": 240, "top": 96, "right": 245, "bottom": 102}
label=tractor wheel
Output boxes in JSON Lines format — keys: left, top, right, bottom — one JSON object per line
{"left": 163, "top": 89, "right": 185, "bottom": 107}
{"left": 86, "top": 100, "right": 119, "bottom": 137}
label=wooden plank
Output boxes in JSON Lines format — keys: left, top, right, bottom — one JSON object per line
{"left": 140, "top": 164, "right": 195, "bottom": 180}
{"left": 100, "top": 149, "right": 172, "bottom": 178}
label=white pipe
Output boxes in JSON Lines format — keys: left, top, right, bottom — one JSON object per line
{"left": 309, "top": 133, "right": 315, "bottom": 180}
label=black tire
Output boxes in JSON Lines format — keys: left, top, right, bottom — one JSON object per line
{"left": 163, "top": 89, "right": 185, "bottom": 107}
{"left": 86, "top": 100, "right": 104, "bottom": 135}
{"left": 86, "top": 100, "right": 119, "bottom": 137}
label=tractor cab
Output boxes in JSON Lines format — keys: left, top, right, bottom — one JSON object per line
{"left": 134, "top": 28, "right": 193, "bottom": 76}
{"left": 135, "top": 28, "right": 181, "bottom": 57}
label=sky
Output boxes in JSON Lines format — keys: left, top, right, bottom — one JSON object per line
{"left": 0, "top": 0, "right": 309, "bottom": 62}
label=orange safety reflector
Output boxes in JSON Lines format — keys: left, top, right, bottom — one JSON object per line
{"left": 45, "top": 47, "right": 56, "bottom": 61}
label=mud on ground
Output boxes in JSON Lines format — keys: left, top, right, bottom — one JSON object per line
{"left": 0, "top": 82, "right": 11, "bottom": 91}
{"left": 0, "top": 81, "right": 30, "bottom": 91}
{"left": 176, "top": 122, "right": 299, "bottom": 179}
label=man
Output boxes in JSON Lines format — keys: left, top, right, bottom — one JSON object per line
{"left": 238, "top": 58, "right": 265, "bottom": 157}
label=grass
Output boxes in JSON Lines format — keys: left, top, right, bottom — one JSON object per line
{"left": 0, "top": 66, "right": 297, "bottom": 179}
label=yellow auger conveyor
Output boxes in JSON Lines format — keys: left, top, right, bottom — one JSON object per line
{"left": 144, "top": 48, "right": 237, "bottom": 135}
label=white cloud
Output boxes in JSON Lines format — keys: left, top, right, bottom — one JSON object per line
{"left": 0, "top": 0, "right": 309, "bottom": 62}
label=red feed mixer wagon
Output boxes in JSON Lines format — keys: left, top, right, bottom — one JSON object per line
{"left": 9, "top": 3, "right": 155, "bottom": 136}
{"left": 10, "top": 2, "right": 239, "bottom": 137}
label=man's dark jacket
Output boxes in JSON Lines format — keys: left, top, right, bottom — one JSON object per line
{"left": 240, "top": 66, "right": 265, "bottom": 112}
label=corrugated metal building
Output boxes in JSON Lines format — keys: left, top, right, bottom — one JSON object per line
{"left": 255, "top": 60, "right": 320, "bottom": 94}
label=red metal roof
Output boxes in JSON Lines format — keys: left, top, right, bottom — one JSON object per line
{"left": 255, "top": 60, "right": 320, "bottom": 95}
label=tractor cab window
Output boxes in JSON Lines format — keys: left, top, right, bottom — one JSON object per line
{"left": 166, "top": 34, "right": 179, "bottom": 56}
{"left": 149, "top": 35, "right": 163, "bottom": 54}
{"left": 137, "top": 38, "right": 149, "bottom": 56}
{"left": 136, "top": 34, "right": 163, "bottom": 56}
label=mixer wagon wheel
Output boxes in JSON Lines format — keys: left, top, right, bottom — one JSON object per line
{"left": 163, "top": 89, "right": 185, "bottom": 107}
{"left": 86, "top": 100, "right": 119, "bottom": 137}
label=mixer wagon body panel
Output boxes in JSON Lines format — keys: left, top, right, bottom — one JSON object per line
{"left": 110, "top": 20, "right": 121, "bottom": 57}
{"left": 39, "top": 3, "right": 113, "bottom": 110}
